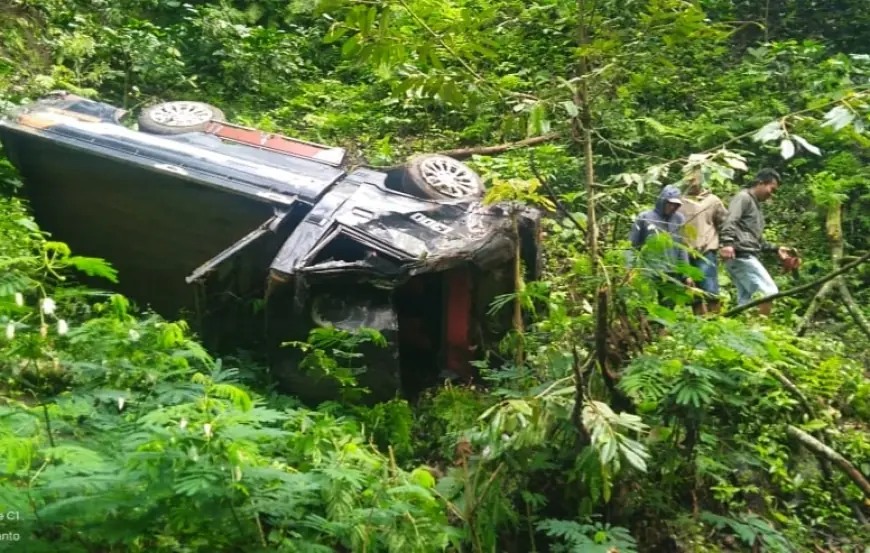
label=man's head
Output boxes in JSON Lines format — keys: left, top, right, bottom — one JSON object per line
{"left": 749, "top": 168, "right": 781, "bottom": 201}
{"left": 683, "top": 169, "right": 704, "bottom": 195}
{"left": 663, "top": 200, "right": 681, "bottom": 216}
{"left": 657, "top": 184, "right": 683, "bottom": 216}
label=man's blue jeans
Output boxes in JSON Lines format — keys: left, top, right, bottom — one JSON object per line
{"left": 724, "top": 255, "right": 778, "bottom": 305}
{"left": 691, "top": 251, "right": 720, "bottom": 298}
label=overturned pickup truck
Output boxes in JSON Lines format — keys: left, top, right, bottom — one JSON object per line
{"left": 0, "top": 92, "right": 541, "bottom": 402}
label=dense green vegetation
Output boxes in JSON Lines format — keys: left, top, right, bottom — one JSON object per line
{"left": 2, "top": 0, "right": 870, "bottom": 551}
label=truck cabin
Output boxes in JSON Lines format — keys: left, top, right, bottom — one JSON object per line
{"left": 0, "top": 92, "right": 543, "bottom": 404}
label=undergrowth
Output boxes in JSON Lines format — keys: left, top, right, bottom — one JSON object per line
{"left": 2, "top": 1, "right": 870, "bottom": 551}
{"left": 2, "top": 190, "right": 868, "bottom": 551}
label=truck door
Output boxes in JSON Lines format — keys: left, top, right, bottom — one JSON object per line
{"left": 186, "top": 208, "right": 298, "bottom": 352}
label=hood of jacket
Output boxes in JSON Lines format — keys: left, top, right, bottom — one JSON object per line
{"left": 655, "top": 184, "right": 683, "bottom": 217}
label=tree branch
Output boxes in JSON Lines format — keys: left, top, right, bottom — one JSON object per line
{"left": 394, "top": 0, "right": 485, "bottom": 82}
{"left": 436, "top": 132, "right": 562, "bottom": 159}
{"left": 769, "top": 368, "right": 818, "bottom": 415}
{"left": 722, "top": 250, "right": 870, "bottom": 317}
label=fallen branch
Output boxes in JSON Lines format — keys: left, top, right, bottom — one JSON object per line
{"left": 774, "top": 369, "right": 870, "bottom": 525}
{"left": 435, "top": 132, "right": 562, "bottom": 160}
{"left": 370, "top": 132, "right": 563, "bottom": 170}
{"left": 786, "top": 425, "right": 870, "bottom": 499}
{"left": 722, "top": 250, "right": 870, "bottom": 317}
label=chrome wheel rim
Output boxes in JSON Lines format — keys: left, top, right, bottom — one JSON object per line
{"left": 419, "top": 157, "right": 480, "bottom": 198}
{"left": 149, "top": 102, "right": 214, "bottom": 127}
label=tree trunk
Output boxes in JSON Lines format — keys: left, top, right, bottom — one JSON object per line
{"left": 576, "top": 3, "right": 597, "bottom": 274}
{"left": 574, "top": 0, "right": 607, "bottom": 373}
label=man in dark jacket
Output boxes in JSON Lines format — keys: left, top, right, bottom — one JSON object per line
{"left": 719, "top": 168, "right": 797, "bottom": 316}
{"left": 629, "top": 184, "right": 694, "bottom": 306}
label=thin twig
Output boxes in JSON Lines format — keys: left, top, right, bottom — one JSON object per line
{"left": 650, "top": 87, "right": 870, "bottom": 171}
{"left": 529, "top": 150, "right": 586, "bottom": 236}
{"left": 795, "top": 278, "right": 836, "bottom": 335}
{"left": 468, "top": 462, "right": 505, "bottom": 519}
{"left": 768, "top": 367, "right": 819, "bottom": 414}
{"left": 593, "top": 130, "right": 670, "bottom": 161}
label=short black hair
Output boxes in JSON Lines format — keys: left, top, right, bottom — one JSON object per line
{"left": 750, "top": 168, "right": 781, "bottom": 187}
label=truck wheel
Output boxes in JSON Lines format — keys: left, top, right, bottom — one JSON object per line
{"left": 310, "top": 294, "right": 354, "bottom": 329}
{"left": 402, "top": 154, "right": 485, "bottom": 200}
{"left": 137, "top": 101, "right": 225, "bottom": 135}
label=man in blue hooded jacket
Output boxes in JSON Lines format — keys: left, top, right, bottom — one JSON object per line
{"left": 629, "top": 184, "right": 694, "bottom": 305}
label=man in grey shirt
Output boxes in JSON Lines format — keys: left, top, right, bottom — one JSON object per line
{"left": 719, "top": 168, "right": 797, "bottom": 316}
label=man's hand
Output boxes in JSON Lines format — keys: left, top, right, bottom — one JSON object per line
{"left": 779, "top": 247, "right": 801, "bottom": 272}
{"left": 720, "top": 246, "right": 735, "bottom": 260}
{"left": 684, "top": 278, "right": 695, "bottom": 288}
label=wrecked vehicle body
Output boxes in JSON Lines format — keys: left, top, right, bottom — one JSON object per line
{"left": 0, "top": 92, "right": 542, "bottom": 402}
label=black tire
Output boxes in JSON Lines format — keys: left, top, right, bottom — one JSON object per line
{"left": 401, "top": 154, "right": 485, "bottom": 200}
{"left": 276, "top": 289, "right": 401, "bottom": 405}
{"left": 310, "top": 294, "right": 355, "bottom": 329}
{"left": 137, "top": 101, "right": 225, "bottom": 135}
